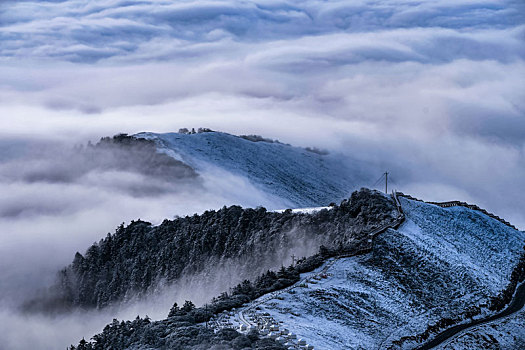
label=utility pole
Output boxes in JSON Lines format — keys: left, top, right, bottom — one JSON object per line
{"left": 384, "top": 171, "right": 389, "bottom": 194}
{"left": 205, "top": 303, "right": 208, "bottom": 329}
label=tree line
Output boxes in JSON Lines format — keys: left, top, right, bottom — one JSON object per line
{"left": 45, "top": 188, "right": 396, "bottom": 310}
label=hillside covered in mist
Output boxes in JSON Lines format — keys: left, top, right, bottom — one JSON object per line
{"left": 70, "top": 195, "right": 525, "bottom": 350}
{"left": 21, "top": 133, "right": 198, "bottom": 194}
{"left": 16, "top": 132, "right": 525, "bottom": 350}
{"left": 135, "top": 130, "right": 366, "bottom": 208}
{"left": 44, "top": 189, "right": 397, "bottom": 310}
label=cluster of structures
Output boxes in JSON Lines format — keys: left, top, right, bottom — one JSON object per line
{"left": 240, "top": 310, "right": 315, "bottom": 350}
{"left": 208, "top": 277, "right": 323, "bottom": 349}
{"left": 210, "top": 308, "right": 315, "bottom": 349}
{"left": 208, "top": 311, "right": 232, "bottom": 329}
{"left": 177, "top": 127, "right": 213, "bottom": 134}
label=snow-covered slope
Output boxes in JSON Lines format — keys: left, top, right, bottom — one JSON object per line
{"left": 227, "top": 197, "right": 525, "bottom": 349}
{"left": 437, "top": 309, "right": 525, "bottom": 349}
{"left": 135, "top": 131, "right": 363, "bottom": 208}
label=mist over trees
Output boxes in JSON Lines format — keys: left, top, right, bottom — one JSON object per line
{"left": 4, "top": 133, "right": 199, "bottom": 201}
{"left": 65, "top": 191, "right": 525, "bottom": 350}
{"left": 81, "top": 134, "right": 198, "bottom": 185}
{"left": 66, "top": 187, "right": 398, "bottom": 350}
{"left": 34, "top": 189, "right": 396, "bottom": 311}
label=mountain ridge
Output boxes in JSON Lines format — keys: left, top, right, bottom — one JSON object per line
{"left": 135, "top": 131, "right": 365, "bottom": 208}
{"left": 67, "top": 193, "right": 525, "bottom": 350}
{"left": 40, "top": 189, "right": 397, "bottom": 311}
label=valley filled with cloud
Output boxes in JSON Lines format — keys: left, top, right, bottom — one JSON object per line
{"left": 0, "top": 0, "right": 524, "bottom": 348}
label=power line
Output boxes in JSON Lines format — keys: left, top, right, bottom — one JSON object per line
{"left": 372, "top": 173, "right": 385, "bottom": 188}
{"left": 371, "top": 171, "right": 390, "bottom": 193}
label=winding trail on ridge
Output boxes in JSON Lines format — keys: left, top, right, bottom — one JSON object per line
{"left": 235, "top": 192, "right": 405, "bottom": 334}
{"left": 237, "top": 192, "right": 525, "bottom": 350}
{"left": 234, "top": 193, "right": 525, "bottom": 349}
{"left": 415, "top": 281, "right": 525, "bottom": 350}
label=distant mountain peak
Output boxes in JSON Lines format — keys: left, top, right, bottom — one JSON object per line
{"left": 134, "top": 131, "right": 364, "bottom": 208}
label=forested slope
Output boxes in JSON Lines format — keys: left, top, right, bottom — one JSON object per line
{"left": 70, "top": 196, "right": 525, "bottom": 350}
{"left": 51, "top": 189, "right": 397, "bottom": 309}
{"left": 70, "top": 318, "right": 287, "bottom": 350}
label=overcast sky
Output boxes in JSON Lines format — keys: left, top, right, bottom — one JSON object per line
{"left": 1, "top": 0, "right": 523, "bottom": 219}
{"left": 0, "top": 1, "right": 524, "bottom": 347}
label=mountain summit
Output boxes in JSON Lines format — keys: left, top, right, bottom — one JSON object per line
{"left": 135, "top": 131, "right": 363, "bottom": 208}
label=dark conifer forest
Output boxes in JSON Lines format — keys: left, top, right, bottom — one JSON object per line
{"left": 41, "top": 189, "right": 397, "bottom": 310}
{"left": 62, "top": 189, "right": 399, "bottom": 349}
{"left": 70, "top": 318, "right": 287, "bottom": 350}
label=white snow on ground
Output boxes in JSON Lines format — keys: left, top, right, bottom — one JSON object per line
{"left": 135, "top": 131, "right": 363, "bottom": 208}
{"left": 226, "top": 198, "right": 524, "bottom": 349}
{"left": 273, "top": 207, "right": 333, "bottom": 214}
{"left": 395, "top": 198, "right": 525, "bottom": 294}
{"left": 437, "top": 308, "right": 525, "bottom": 350}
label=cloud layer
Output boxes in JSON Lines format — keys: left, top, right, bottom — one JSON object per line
{"left": 0, "top": 0, "right": 524, "bottom": 348}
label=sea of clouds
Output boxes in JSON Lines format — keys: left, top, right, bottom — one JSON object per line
{"left": 0, "top": 0, "right": 524, "bottom": 348}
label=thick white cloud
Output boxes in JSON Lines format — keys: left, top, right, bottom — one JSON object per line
{"left": 0, "top": 0, "right": 524, "bottom": 348}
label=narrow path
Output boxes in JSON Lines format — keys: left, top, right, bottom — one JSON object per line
{"left": 238, "top": 310, "right": 250, "bottom": 327}
{"left": 416, "top": 282, "right": 525, "bottom": 349}
{"left": 232, "top": 192, "right": 405, "bottom": 342}
{"left": 236, "top": 192, "right": 404, "bottom": 325}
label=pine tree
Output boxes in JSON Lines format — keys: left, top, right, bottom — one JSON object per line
{"left": 182, "top": 300, "right": 195, "bottom": 313}
{"left": 168, "top": 302, "right": 179, "bottom": 317}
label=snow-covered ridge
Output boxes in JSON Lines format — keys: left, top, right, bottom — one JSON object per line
{"left": 273, "top": 206, "right": 333, "bottom": 214}
{"left": 219, "top": 197, "right": 524, "bottom": 350}
{"left": 398, "top": 192, "right": 518, "bottom": 231}
{"left": 135, "top": 131, "right": 363, "bottom": 208}
{"left": 437, "top": 308, "right": 525, "bottom": 349}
